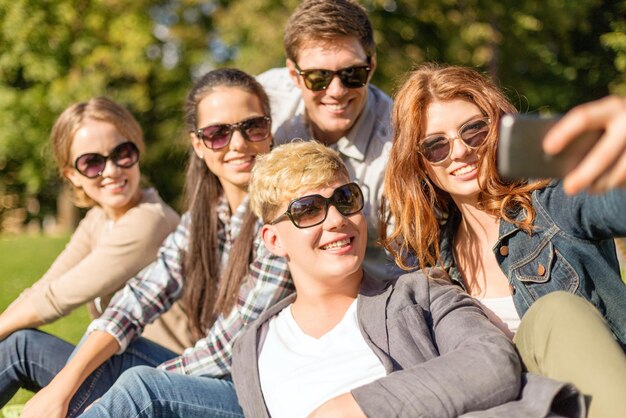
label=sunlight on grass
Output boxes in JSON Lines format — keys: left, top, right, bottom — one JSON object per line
{"left": 0, "top": 233, "right": 91, "bottom": 416}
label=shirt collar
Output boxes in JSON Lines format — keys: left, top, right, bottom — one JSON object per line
{"left": 216, "top": 194, "right": 250, "bottom": 235}
{"left": 302, "top": 85, "right": 380, "bottom": 162}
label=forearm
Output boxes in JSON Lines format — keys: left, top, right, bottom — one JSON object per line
{"left": 47, "top": 331, "right": 120, "bottom": 399}
{"left": 0, "top": 298, "right": 44, "bottom": 340}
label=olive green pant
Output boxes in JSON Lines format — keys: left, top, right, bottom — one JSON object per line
{"left": 514, "top": 292, "right": 626, "bottom": 418}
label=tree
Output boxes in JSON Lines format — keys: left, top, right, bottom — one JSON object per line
{"left": 1, "top": 0, "right": 625, "bottom": 232}
{"left": 0, "top": 0, "right": 220, "bottom": 232}
{"left": 214, "top": 0, "right": 625, "bottom": 112}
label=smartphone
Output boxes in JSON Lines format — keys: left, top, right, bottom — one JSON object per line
{"left": 497, "top": 113, "right": 601, "bottom": 180}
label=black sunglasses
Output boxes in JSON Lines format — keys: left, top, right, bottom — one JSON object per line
{"left": 74, "top": 141, "right": 140, "bottom": 179}
{"left": 419, "top": 118, "right": 491, "bottom": 164}
{"left": 196, "top": 116, "right": 271, "bottom": 150}
{"left": 269, "top": 182, "right": 364, "bottom": 229}
{"left": 294, "top": 58, "right": 372, "bottom": 91}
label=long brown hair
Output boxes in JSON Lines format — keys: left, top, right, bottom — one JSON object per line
{"left": 181, "top": 68, "right": 271, "bottom": 340}
{"left": 383, "top": 63, "right": 549, "bottom": 271}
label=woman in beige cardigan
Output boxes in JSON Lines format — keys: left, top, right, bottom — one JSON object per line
{"left": 0, "top": 97, "right": 180, "bottom": 358}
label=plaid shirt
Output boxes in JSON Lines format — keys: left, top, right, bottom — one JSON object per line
{"left": 87, "top": 196, "right": 294, "bottom": 376}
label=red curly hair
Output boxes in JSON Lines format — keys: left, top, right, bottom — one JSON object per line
{"left": 382, "top": 63, "right": 549, "bottom": 271}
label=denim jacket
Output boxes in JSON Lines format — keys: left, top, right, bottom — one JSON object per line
{"left": 440, "top": 180, "right": 626, "bottom": 346}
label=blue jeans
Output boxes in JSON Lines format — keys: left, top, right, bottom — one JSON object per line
{"left": 66, "top": 334, "right": 177, "bottom": 417}
{"left": 0, "top": 329, "right": 177, "bottom": 417}
{"left": 79, "top": 366, "right": 244, "bottom": 418}
{"left": 0, "top": 329, "right": 72, "bottom": 406}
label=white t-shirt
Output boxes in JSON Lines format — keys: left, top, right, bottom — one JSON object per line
{"left": 258, "top": 299, "right": 386, "bottom": 418}
{"left": 479, "top": 295, "right": 521, "bottom": 339}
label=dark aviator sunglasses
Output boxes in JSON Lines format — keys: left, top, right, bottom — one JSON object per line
{"left": 196, "top": 116, "right": 271, "bottom": 150}
{"left": 269, "top": 182, "right": 364, "bottom": 229}
{"left": 74, "top": 141, "right": 140, "bottom": 179}
{"left": 419, "top": 118, "right": 491, "bottom": 164}
{"left": 294, "top": 57, "right": 372, "bottom": 92}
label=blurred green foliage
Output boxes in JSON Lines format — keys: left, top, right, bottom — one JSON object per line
{"left": 0, "top": 0, "right": 625, "bottom": 228}
{"left": 215, "top": 0, "right": 626, "bottom": 109}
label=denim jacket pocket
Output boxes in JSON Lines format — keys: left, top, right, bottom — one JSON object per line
{"left": 511, "top": 240, "right": 580, "bottom": 301}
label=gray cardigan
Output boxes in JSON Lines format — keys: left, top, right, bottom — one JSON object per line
{"left": 232, "top": 269, "right": 583, "bottom": 418}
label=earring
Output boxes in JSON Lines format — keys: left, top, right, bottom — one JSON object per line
{"left": 197, "top": 153, "right": 204, "bottom": 159}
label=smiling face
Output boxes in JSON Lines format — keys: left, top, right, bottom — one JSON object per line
{"left": 262, "top": 179, "right": 367, "bottom": 290}
{"left": 422, "top": 99, "right": 489, "bottom": 205}
{"left": 64, "top": 118, "right": 142, "bottom": 220}
{"left": 287, "top": 36, "right": 374, "bottom": 145}
{"left": 191, "top": 86, "right": 272, "bottom": 210}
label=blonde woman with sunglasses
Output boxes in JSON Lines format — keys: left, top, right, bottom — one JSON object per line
{"left": 0, "top": 96, "right": 181, "bottom": 399}
{"left": 0, "top": 98, "right": 180, "bottom": 342}
{"left": 383, "top": 63, "right": 626, "bottom": 417}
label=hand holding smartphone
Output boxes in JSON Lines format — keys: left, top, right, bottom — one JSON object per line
{"left": 497, "top": 114, "right": 601, "bottom": 180}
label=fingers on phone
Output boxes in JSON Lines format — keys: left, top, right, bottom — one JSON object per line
{"left": 545, "top": 95, "right": 626, "bottom": 155}
{"left": 544, "top": 110, "right": 589, "bottom": 154}
{"left": 597, "top": 153, "right": 626, "bottom": 191}
{"left": 563, "top": 123, "right": 626, "bottom": 194}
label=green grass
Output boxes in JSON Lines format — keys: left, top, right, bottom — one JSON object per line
{"left": 0, "top": 233, "right": 90, "bottom": 415}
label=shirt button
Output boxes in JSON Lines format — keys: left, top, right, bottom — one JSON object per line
{"left": 499, "top": 245, "right": 509, "bottom": 256}
{"left": 509, "top": 284, "right": 516, "bottom": 295}
{"left": 537, "top": 264, "right": 546, "bottom": 276}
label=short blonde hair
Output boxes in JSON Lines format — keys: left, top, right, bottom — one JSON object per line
{"left": 249, "top": 140, "right": 349, "bottom": 223}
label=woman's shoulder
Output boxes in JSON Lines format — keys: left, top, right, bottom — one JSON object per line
{"left": 393, "top": 268, "right": 454, "bottom": 289}
{"left": 125, "top": 188, "right": 180, "bottom": 226}
{"left": 78, "top": 204, "right": 107, "bottom": 229}
{"left": 528, "top": 179, "right": 573, "bottom": 218}
{"left": 103, "top": 189, "right": 180, "bottom": 241}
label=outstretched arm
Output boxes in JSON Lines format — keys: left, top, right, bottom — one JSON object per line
{"left": 0, "top": 201, "right": 178, "bottom": 341}
{"left": 20, "top": 214, "right": 186, "bottom": 418}
{"left": 543, "top": 95, "right": 626, "bottom": 194}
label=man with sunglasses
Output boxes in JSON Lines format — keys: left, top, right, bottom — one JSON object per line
{"left": 257, "top": 0, "right": 402, "bottom": 280}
